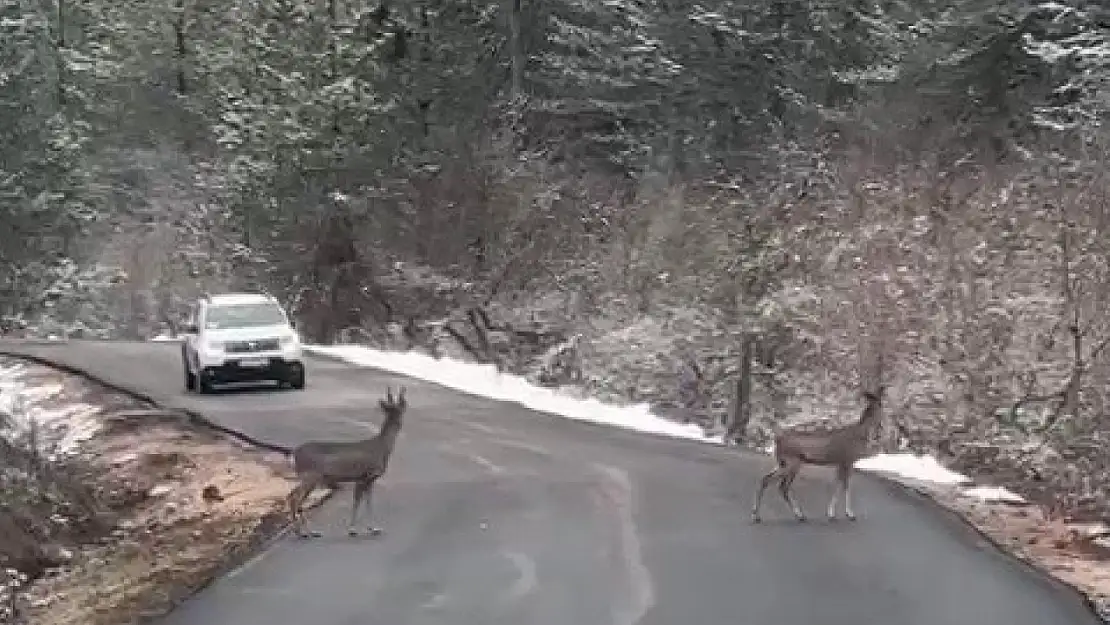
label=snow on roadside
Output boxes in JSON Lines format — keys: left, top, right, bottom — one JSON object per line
{"left": 856, "top": 453, "right": 971, "bottom": 486}
{"left": 959, "top": 485, "right": 1027, "bottom": 504}
{"left": 0, "top": 360, "right": 102, "bottom": 456}
{"left": 854, "top": 453, "right": 1027, "bottom": 503}
{"left": 306, "top": 344, "right": 720, "bottom": 444}
{"left": 303, "top": 344, "right": 1025, "bottom": 503}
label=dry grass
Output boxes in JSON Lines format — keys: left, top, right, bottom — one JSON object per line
{"left": 0, "top": 358, "right": 328, "bottom": 625}
{"left": 22, "top": 424, "right": 292, "bottom": 625}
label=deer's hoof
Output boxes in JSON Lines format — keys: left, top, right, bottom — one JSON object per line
{"left": 347, "top": 528, "right": 360, "bottom": 537}
{"left": 367, "top": 527, "right": 384, "bottom": 537}
{"left": 846, "top": 514, "right": 858, "bottom": 522}
{"left": 750, "top": 513, "right": 762, "bottom": 524}
{"left": 795, "top": 515, "right": 808, "bottom": 523}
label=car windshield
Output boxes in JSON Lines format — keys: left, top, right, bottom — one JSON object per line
{"left": 205, "top": 302, "right": 286, "bottom": 329}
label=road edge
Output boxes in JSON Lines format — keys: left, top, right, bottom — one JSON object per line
{"left": 0, "top": 346, "right": 291, "bottom": 454}
{"left": 866, "top": 472, "right": 1106, "bottom": 622}
{"left": 0, "top": 346, "right": 339, "bottom": 621}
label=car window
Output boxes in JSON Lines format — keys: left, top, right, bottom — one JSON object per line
{"left": 204, "top": 302, "right": 287, "bottom": 329}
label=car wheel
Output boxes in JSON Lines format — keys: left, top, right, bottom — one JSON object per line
{"left": 182, "top": 350, "right": 197, "bottom": 391}
{"left": 198, "top": 371, "right": 215, "bottom": 394}
{"left": 289, "top": 366, "right": 306, "bottom": 390}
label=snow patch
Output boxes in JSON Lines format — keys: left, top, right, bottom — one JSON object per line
{"left": 305, "top": 345, "right": 721, "bottom": 444}
{"left": 150, "top": 333, "right": 182, "bottom": 342}
{"left": 855, "top": 452, "right": 971, "bottom": 485}
{"left": 961, "top": 485, "right": 1027, "bottom": 504}
{"left": 856, "top": 453, "right": 1031, "bottom": 503}
{"left": 0, "top": 360, "right": 103, "bottom": 456}
{"left": 19, "top": 383, "right": 65, "bottom": 404}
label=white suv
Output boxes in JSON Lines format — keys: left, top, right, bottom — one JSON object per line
{"left": 180, "top": 293, "right": 306, "bottom": 393}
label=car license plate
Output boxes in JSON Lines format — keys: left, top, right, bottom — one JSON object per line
{"left": 239, "top": 358, "right": 268, "bottom": 368}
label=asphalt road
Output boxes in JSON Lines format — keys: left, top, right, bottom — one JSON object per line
{"left": 0, "top": 340, "right": 1101, "bottom": 625}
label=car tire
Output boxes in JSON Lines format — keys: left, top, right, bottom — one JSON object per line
{"left": 289, "top": 366, "right": 306, "bottom": 390}
{"left": 184, "top": 364, "right": 196, "bottom": 392}
{"left": 182, "top": 350, "right": 197, "bottom": 392}
{"left": 198, "top": 371, "right": 215, "bottom": 394}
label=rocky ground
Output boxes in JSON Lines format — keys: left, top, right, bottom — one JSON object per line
{"left": 0, "top": 356, "right": 326, "bottom": 625}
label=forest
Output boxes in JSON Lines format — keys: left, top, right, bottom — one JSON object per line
{"left": 3, "top": 0, "right": 1110, "bottom": 522}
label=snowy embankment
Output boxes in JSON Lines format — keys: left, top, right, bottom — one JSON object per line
{"left": 0, "top": 360, "right": 103, "bottom": 456}
{"left": 0, "top": 354, "right": 315, "bottom": 625}
{"left": 301, "top": 344, "right": 1024, "bottom": 504}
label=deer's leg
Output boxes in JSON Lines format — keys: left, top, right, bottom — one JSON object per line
{"left": 287, "top": 482, "right": 306, "bottom": 536}
{"left": 363, "top": 478, "right": 383, "bottom": 536}
{"left": 751, "top": 463, "right": 783, "bottom": 523}
{"left": 839, "top": 464, "right": 856, "bottom": 521}
{"left": 298, "top": 485, "right": 321, "bottom": 538}
{"left": 288, "top": 477, "right": 322, "bottom": 539}
{"left": 288, "top": 483, "right": 307, "bottom": 537}
{"left": 778, "top": 459, "right": 806, "bottom": 522}
{"left": 347, "top": 479, "right": 368, "bottom": 536}
{"left": 827, "top": 465, "right": 846, "bottom": 520}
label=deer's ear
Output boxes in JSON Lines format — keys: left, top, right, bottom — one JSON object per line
{"left": 379, "top": 399, "right": 390, "bottom": 411}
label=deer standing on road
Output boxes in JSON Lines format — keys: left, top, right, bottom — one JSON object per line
{"left": 751, "top": 388, "right": 883, "bottom": 524}
{"left": 287, "top": 386, "right": 407, "bottom": 538}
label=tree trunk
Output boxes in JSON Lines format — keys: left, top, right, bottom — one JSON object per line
{"left": 173, "top": 0, "right": 188, "bottom": 96}
{"left": 725, "top": 335, "right": 753, "bottom": 444}
{"left": 507, "top": 0, "right": 523, "bottom": 97}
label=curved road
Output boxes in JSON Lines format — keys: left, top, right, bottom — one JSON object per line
{"left": 0, "top": 340, "right": 1100, "bottom": 625}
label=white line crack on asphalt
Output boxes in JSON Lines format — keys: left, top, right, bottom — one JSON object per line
{"left": 593, "top": 463, "right": 656, "bottom": 625}
{"left": 498, "top": 550, "right": 539, "bottom": 608}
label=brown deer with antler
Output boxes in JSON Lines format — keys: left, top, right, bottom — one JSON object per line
{"left": 287, "top": 386, "right": 408, "bottom": 538}
{"left": 751, "top": 386, "right": 884, "bottom": 523}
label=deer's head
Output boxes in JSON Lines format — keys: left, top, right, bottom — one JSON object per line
{"left": 379, "top": 386, "right": 408, "bottom": 422}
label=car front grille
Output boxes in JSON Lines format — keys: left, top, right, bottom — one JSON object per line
{"left": 225, "top": 338, "right": 281, "bottom": 353}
